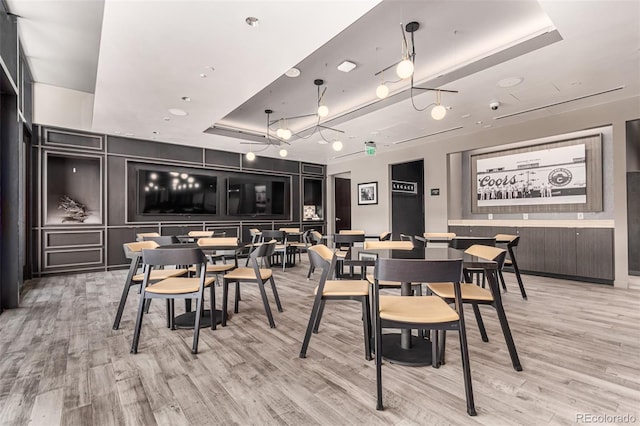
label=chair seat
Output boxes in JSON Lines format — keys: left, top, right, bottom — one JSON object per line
{"left": 379, "top": 295, "right": 459, "bottom": 323}
{"left": 188, "top": 263, "right": 235, "bottom": 273}
{"left": 275, "top": 244, "right": 287, "bottom": 251}
{"left": 146, "top": 277, "right": 215, "bottom": 294}
{"left": 132, "top": 268, "right": 187, "bottom": 282}
{"left": 428, "top": 283, "right": 494, "bottom": 302}
{"left": 335, "top": 250, "right": 347, "bottom": 258}
{"left": 315, "top": 280, "right": 369, "bottom": 296}
{"left": 504, "top": 259, "right": 513, "bottom": 266}
{"left": 289, "top": 242, "right": 308, "bottom": 248}
{"left": 224, "top": 267, "right": 272, "bottom": 280}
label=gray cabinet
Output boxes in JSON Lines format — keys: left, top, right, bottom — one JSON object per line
{"left": 575, "top": 228, "right": 614, "bottom": 280}
{"left": 543, "top": 228, "right": 577, "bottom": 276}
{"left": 516, "top": 227, "right": 546, "bottom": 272}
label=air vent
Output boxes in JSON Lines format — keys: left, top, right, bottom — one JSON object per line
{"left": 495, "top": 86, "right": 625, "bottom": 120}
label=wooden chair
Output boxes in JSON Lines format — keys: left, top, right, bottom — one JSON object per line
{"left": 261, "top": 230, "right": 290, "bottom": 271}
{"left": 136, "top": 232, "right": 160, "bottom": 242}
{"left": 113, "top": 241, "right": 188, "bottom": 330}
{"left": 288, "top": 229, "right": 311, "bottom": 262}
{"left": 494, "top": 234, "right": 527, "bottom": 299}
{"left": 143, "top": 235, "right": 179, "bottom": 245}
{"left": 427, "top": 244, "right": 522, "bottom": 371}
{"left": 130, "top": 247, "right": 215, "bottom": 354}
{"left": 423, "top": 232, "right": 456, "bottom": 247}
{"left": 222, "top": 240, "right": 283, "bottom": 328}
{"left": 339, "top": 229, "right": 365, "bottom": 235}
{"left": 400, "top": 233, "right": 424, "bottom": 248}
{"left": 188, "top": 237, "right": 238, "bottom": 289}
{"left": 306, "top": 230, "right": 326, "bottom": 278}
{"left": 299, "top": 244, "right": 372, "bottom": 360}
{"left": 372, "top": 257, "right": 476, "bottom": 416}
{"left": 334, "top": 233, "right": 365, "bottom": 278}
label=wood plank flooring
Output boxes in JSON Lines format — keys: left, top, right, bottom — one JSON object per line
{"left": 1, "top": 259, "right": 639, "bottom": 425}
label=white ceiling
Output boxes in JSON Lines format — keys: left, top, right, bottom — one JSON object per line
{"left": 8, "top": 0, "right": 640, "bottom": 165}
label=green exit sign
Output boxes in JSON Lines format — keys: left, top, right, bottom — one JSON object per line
{"left": 365, "top": 145, "right": 376, "bottom": 156}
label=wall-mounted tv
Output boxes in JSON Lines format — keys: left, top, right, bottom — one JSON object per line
{"left": 227, "top": 175, "right": 289, "bottom": 217}
{"left": 137, "top": 168, "right": 217, "bottom": 215}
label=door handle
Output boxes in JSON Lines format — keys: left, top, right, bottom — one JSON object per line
{"left": 336, "top": 217, "right": 341, "bottom": 221}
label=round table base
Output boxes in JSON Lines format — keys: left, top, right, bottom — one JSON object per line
{"left": 381, "top": 333, "right": 432, "bottom": 366}
{"left": 173, "top": 310, "right": 223, "bottom": 329}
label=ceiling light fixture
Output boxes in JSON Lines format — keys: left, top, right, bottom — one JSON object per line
{"left": 285, "top": 68, "right": 301, "bottom": 78}
{"left": 245, "top": 17, "right": 259, "bottom": 27}
{"left": 337, "top": 60, "right": 357, "bottom": 73}
{"left": 181, "top": 96, "right": 191, "bottom": 102}
{"left": 373, "top": 21, "right": 458, "bottom": 119}
{"left": 168, "top": 108, "right": 188, "bottom": 116}
{"left": 246, "top": 151, "right": 256, "bottom": 161}
{"left": 376, "top": 71, "right": 389, "bottom": 99}
{"left": 332, "top": 140, "right": 343, "bottom": 151}
{"left": 315, "top": 79, "right": 329, "bottom": 118}
{"left": 279, "top": 149, "right": 288, "bottom": 157}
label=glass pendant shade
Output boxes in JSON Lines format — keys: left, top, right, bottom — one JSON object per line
{"left": 396, "top": 58, "right": 414, "bottom": 79}
{"left": 245, "top": 151, "right": 256, "bottom": 161}
{"left": 317, "top": 105, "right": 329, "bottom": 118}
{"left": 376, "top": 84, "right": 389, "bottom": 99}
{"left": 281, "top": 128, "right": 292, "bottom": 140}
{"left": 279, "top": 148, "right": 288, "bottom": 157}
{"left": 431, "top": 104, "right": 446, "bottom": 120}
{"left": 332, "top": 140, "right": 343, "bottom": 151}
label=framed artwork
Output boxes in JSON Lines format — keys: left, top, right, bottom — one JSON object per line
{"left": 470, "top": 134, "right": 603, "bottom": 213}
{"left": 357, "top": 182, "right": 378, "bottom": 205}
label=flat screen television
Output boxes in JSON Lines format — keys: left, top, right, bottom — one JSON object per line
{"left": 227, "top": 176, "right": 289, "bottom": 217}
{"left": 137, "top": 169, "right": 217, "bottom": 215}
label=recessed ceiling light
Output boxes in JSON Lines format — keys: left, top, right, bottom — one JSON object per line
{"left": 205, "top": 66, "right": 215, "bottom": 72}
{"left": 163, "top": 117, "right": 171, "bottom": 121}
{"left": 497, "top": 76, "right": 524, "bottom": 88}
{"left": 152, "top": 131, "right": 159, "bottom": 134}
{"left": 245, "top": 17, "right": 259, "bottom": 27}
{"left": 483, "top": 124, "right": 492, "bottom": 128}
{"left": 199, "top": 73, "right": 208, "bottom": 78}
{"left": 168, "top": 108, "right": 188, "bottom": 116}
{"left": 114, "top": 131, "right": 121, "bottom": 134}
{"left": 475, "top": 121, "right": 483, "bottom": 125}
{"left": 461, "top": 114, "right": 472, "bottom": 119}
{"left": 181, "top": 96, "right": 191, "bottom": 102}
{"left": 337, "top": 60, "right": 357, "bottom": 73}
{"left": 317, "top": 140, "right": 328, "bottom": 145}
{"left": 285, "top": 68, "right": 301, "bottom": 78}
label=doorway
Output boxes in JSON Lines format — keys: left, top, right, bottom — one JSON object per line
{"left": 334, "top": 177, "right": 351, "bottom": 233}
{"left": 391, "top": 160, "right": 425, "bottom": 240}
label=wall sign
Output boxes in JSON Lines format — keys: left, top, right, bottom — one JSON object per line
{"left": 391, "top": 180, "right": 417, "bottom": 194}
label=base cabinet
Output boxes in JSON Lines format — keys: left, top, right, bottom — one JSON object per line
{"left": 449, "top": 225, "right": 614, "bottom": 283}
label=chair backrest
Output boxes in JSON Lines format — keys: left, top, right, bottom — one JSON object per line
{"left": 424, "top": 232, "right": 456, "bottom": 240}
{"left": 339, "top": 229, "right": 365, "bottom": 235}
{"left": 136, "top": 232, "right": 160, "bottom": 242}
{"left": 400, "top": 234, "right": 423, "bottom": 248}
{"left": 261, "top": 230, "right": 285, "bottom": 242}
{"left": 197, "top": 237, "right": 238, "bottom": 247}
{"left": 308, "top": 244, "right": 337, "bottom": 287}
{"left": 495, "top": 234, "right": 519, "bottom": 247}
{"left": 364, "top": 240, "right": 414, "bottom": 250}
{"left": 144, "top": 235, "right": 179, "bottom": 245}
{"left": 375, "top": 258, "right": 463, "bottom": 286}
{"left": 378, "top": 232, "right": 392, "bottom": 241}
{"left": 334, "top": 233, "right": 365, "bottom": 249}
{"left": 188, "top": 230, "right": 214, "bottom": 237}
{"left": 464, "top": 244, "right": 507, "bottom": 269}
{"left": 310, "top": 230, "right": 323, "bottom": 243}
{"left": 249, "top": 228, "right": 263, "bottom": 243}
{"left": 250, "top": 239, "right": 277, "bottom": 259}
{"left": 141, "top": 247, "right": 207, "bottom": 267}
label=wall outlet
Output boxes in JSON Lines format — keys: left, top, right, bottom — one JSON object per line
{"left": 523, "top": 213, "right": 529, "bottom": 220}
{"left": 577, "top": 212, "right": 584, "bottom": 219}
{"left": 488, "top": 213, "right": 493, "bottom": 220}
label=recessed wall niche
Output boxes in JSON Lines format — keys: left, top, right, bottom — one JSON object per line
{"left": 44, "top": 152, "right": 102, "bottom": 225}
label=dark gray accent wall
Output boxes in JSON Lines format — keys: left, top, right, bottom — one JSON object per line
{"left": 391, "top": 160, "right": 424, "bottom": 240}
{"left": 31, "top": 124, "right": 326, "bottom": 274}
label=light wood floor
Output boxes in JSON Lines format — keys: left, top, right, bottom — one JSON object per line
{"left": 1, "top": 259, "right": 639, "bottom": 425}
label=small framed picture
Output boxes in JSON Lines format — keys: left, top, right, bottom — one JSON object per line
{"left": 358, "top": 182, "right": 378, "bottom": 205}
{"left": 358, "top": 252, "right": 378, "bottom": 262}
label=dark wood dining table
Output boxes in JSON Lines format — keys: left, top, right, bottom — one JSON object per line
{"left": 345, "top": 246, "right": 521, "bottom": 370}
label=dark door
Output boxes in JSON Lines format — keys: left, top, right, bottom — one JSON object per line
{"left": 391, "top": 160, "right": 424, "bottom": 240}
{"left": 334, "top": 177, "right": 351, "bottom": 232}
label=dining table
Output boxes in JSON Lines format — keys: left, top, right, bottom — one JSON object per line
{"left": 344, "top": 246, "right": 521, "bottom": 370}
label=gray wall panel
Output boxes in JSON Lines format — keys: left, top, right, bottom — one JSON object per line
{"left": 108, "top": 136, "right": 202, "bottom": 163}
{"left": 204, "top": 149, "right": 241, "bottom": 168}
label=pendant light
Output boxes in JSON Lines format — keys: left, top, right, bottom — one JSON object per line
{"left": 315, "top": 79, "right": 329, "bottom": 118}
{"left": 431, "top": 90, "right": 446, "bottom": 120}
